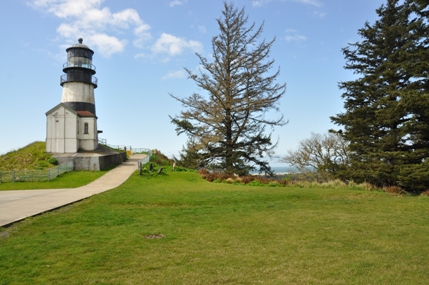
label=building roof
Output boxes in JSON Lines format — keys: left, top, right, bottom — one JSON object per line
{"left": 46, "top": 103, "right": 97, "bottom": 118}
{"left": 68, "top": 38, "right": 94, "bottom": 52}
{"left": 45, "top": 103, "right": 76, "bottom": 116}
{"left": 76, "top": 111, "right": 96, "bottom": 117}
{"left": 72, "top": 38, "right": 88, "bottom": 48}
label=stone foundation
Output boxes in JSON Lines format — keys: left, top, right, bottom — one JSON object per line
{"left": 52, "top": 151, "right": 127, "bottom": 171}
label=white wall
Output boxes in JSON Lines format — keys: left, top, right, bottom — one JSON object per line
{"left": 46, "top": 105, "right": 79, "bottom": 153}
{"left": 78, "top": 116, "right": 98, "bottom": 151}
{"left": 61, "top": 82, "right": 95, "bottom": 104}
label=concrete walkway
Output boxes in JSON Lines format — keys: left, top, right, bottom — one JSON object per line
{"left": 0, "top": 154, "right": 146, "bottom": 227}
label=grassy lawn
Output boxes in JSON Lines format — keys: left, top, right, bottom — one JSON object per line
{"left": 1, "top": 170, "right": 428, "bottom": 284}
{"left": 0, "top": 171, "right": 108, "bottom": 190}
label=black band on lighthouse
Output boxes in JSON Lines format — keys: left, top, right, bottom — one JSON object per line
{"left": 64, "top": 102, "right": 96, "bottom": 115}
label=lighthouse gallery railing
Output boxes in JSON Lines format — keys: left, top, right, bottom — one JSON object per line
{"left": 60, "top": 74, "right": 98, "bottom": 87}
{"left": 63, "top": 62, "right": 96, "bottom": 71}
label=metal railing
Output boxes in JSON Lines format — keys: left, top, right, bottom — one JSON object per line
{"left": 101, "top": 144, "right": 131, "bottom": 152}
{"left": 98, "top": 138, "right": 152, "bottom": 167}
{"left": 98, "top": 138, "right": 150, "bottom": 153}
{"left": 98, "top": 138, "right": 107, "bottom": 145}
{"left": 60, "top": 74, "right": 98, "bottom": 87}
{"left": 137, "top": 150, "right": 152, "bottom": 172}
{"left": 133, "top": 148, "right": 151, "bottom": 154}
{"left": 0, "top": 161, "right": 74, "bottom": 183}
{"left": 63, "top": 62, "right": 96, "bottom": 71}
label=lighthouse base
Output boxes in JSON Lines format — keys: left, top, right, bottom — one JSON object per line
{"left": 52, "top": 147, "right": 127, "bottom": 171}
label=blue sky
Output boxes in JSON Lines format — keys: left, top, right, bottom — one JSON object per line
{"left": 0, "top": 0, "right": 386, "bottom": 165}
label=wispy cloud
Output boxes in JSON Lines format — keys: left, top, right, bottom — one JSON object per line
{"left": 169, "top": 0, "right": 188, "bottom": 7}
{"left": 28, "top": 0, "right": 151, "bottom": 57}
{"left": 253, "top": 0, "right": 323, "bottom": 7}
{"left": 284, "top": 29, "right": 307, "bottom": 42}
{"left": 313, "top": 11, "right": 326, "bottom": 18}
{"left": 152, "top": 33, "right": 202, "bottom": 56}
{"left": 252, "top": 0, "right": 272, "bottom": 7}
{"left": 292, "top": 0, "right": 322, "bottom": 7}
{"left": 162, "top": 69, "right": 187, "bottom": 80}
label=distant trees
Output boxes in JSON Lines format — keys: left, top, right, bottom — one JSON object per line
{"left": 280, "top": 133, "right": 350, "bottom": 181}
{"left": 170, "top": 2, "right": 286, "bottom": 175}
{"left": 330, "top": 0, "right": 429, "bottom": 191}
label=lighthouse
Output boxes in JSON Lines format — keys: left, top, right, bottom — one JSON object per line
{"left": 61, "top": 38, "right": 98, "bottom": 116}
{"left": 46, "top": 38, "right": 100, "bottom": 153}
{"left": 45, "top": 38, "right": 126, "bottom": 171}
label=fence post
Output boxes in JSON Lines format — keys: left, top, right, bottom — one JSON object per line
{"left": 12, "top": 171, "right": 15, "bottom": 183}
{"left": 48, "top": 169, "right": 50, "bottom": 181}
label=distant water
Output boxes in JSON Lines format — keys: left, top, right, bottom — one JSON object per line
{"left": 271, "top": 166, "right": 299, "bottom": 175}
{"left": 250, "top": 166, "right": 298, "bottom": 175}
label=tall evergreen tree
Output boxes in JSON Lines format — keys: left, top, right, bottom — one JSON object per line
{"left": 170, "top": 2, "right": 286, "bottom": 175}
{"left": 396, "top": 0, "right": 429, "bottom": 191}
{"left": 331, "top": 0, "right": 429, "bottom": 191}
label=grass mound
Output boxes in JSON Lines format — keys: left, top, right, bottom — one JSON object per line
{"left": 150, "top": 149, "right": 175, "bottom": 166}
{"left": 0, "top": 142, "right": 57, "bottom": 171}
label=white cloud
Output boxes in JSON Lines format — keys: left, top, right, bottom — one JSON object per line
{"left": 88, "top": 34, "right": 127, "bottom": 57}
{"left": 284, "top": 29, "right": 307, "bottom": 42}
{"left": 28, "top": 0, "right": 151, "bottom": 57}
{"left": 285, "top": 28, "right": 298, "bottom": 33}
{"left": 169, "top": 0, "right": 187, "bottom": 7}
{"left": 152, "top": 33, "right": 202, "bottom": 56}
{"left": 293, "top": 0, "right": 322, "bottom": 7}
{"left": 313, "top": 11, "right": 326, "bottom": 18}
{"left": 134, "top": 53, "right": 145, "bottom": 59}
{"left": 252, "top": 0, "right": 272, "bottom": 7}
{"left": 162, "top": 69, "right": 187, "bottom": 80}
{"left": 285, "top": 34, "right": 307, "bottom": 42}
{"left": 253, "top": 0, "right": 323, "bottom": 7}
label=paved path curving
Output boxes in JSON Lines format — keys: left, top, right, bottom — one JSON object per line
{"left": 0, "top": 154, "right": 146, "bottom": 227}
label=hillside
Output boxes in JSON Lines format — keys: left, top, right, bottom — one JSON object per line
{"left": 0, "top": 142, "right": 57, "bottom": 171}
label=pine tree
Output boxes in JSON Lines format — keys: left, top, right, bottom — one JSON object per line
{"left": 170, "top": 2, "right": 286, "bottom": 175}
{"left": 396, "top": 0, "right": 429, "bottom": 191}
{"left": 331, "top": 0, "right": 429, "bottom": 191}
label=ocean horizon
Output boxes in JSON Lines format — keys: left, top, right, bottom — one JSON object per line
{"left": 247, "top": 166, "right": 298, "bottom": 174}
{"left": 271, "top": 166, "right": 299, "bottom": 174}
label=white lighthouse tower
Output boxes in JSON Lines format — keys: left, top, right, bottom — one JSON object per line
{"left": 46, "top": 38, "right": 100, "bottom": 153}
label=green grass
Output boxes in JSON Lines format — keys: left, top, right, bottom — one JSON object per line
{"left": 1, "top": 170, "right": 428, "bottom": 284}
{"left": 0, "top": 142, "right": 57, "bottom": 171}
{"left": 0, "top": 171, "right": 108, "bottom": 190}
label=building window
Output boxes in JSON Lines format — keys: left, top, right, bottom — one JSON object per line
{"left": 84, "top": 122, "right": 89, "bottom": 134}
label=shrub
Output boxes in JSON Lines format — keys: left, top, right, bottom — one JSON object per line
{"left": 198, "top": 169, "right": 210, "bottom": 179}
{"left": 150, "top": 150, "right": 175, "bottom": 166}
{"left": 248, "top": 180, "right": 264, "bottom": 187}
{"left": 238, "top": 176, "right": 255, "bottom": 184}
{"left": 384, "top": 186, "right": 407, "bottom": 195}
{"left": 34, "top": 161, "right": 50, "bottom": 170}
{"left": 253, "top": 176, "right": 271, "bottom": 185}
{"left": 195, "top": 167, "right": 382, "bottom": 191}
{"left": 226, "top": 178, "right": 235, "bottom": 184}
